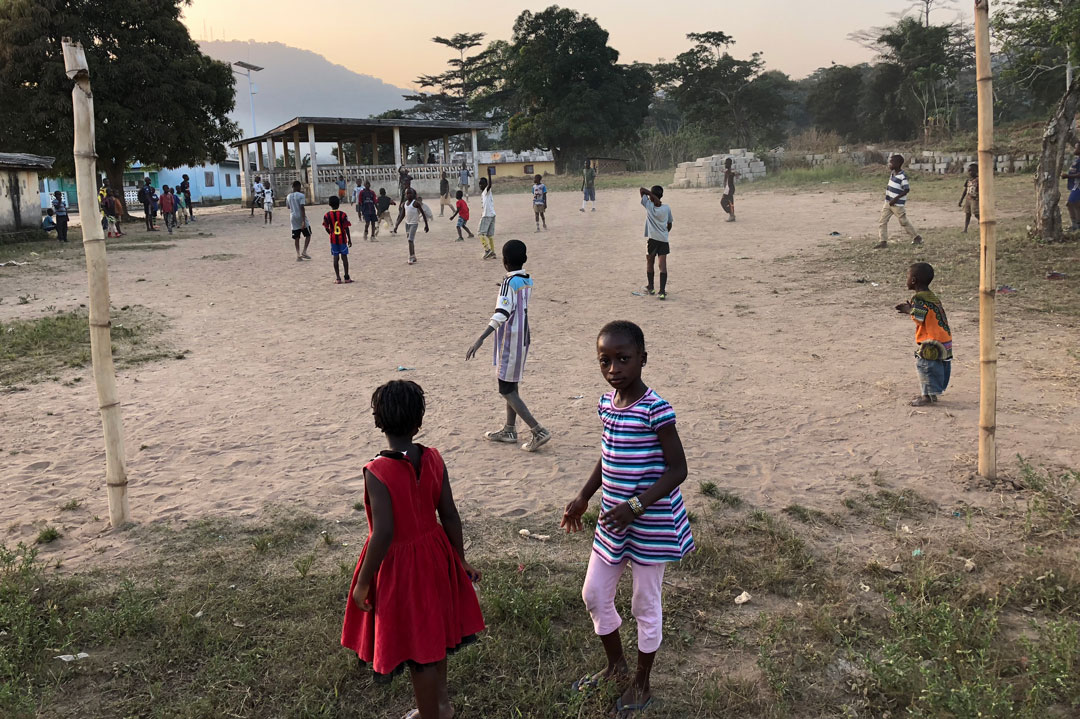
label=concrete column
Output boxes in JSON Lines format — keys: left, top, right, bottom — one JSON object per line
{"left": 267, "top": 137, "right": 276, "bottom": 170}
{"left": 283, "top": 142, "right": 290, "bottom": 168}
{"left": 443, "top": 135, "right": 450, "bottom": 164}
{"left": 393, "top": 126, "right": 402, "bottom": 167}
{"left": 307, "top": 123, "right": 318, "bottom": 203}
{"left": 336, "top": 140, "right": 344, "bottom": 169}
{"left": 239, "top": 145, "right": 250, "bottom": 204}
{"left": 355, "top": 138, "right": 363, "bottom": 167}
{"left": 292, "top": 130, "right": 302, "bottom": 174}
{"left": 471, "top": 129, "right": 479, "bottom": 189}
{"left": 371, "top": 132, "right": 378, "bottom": 165}
{"left": 255, "top": 141, "right": 264, "bottom": 171}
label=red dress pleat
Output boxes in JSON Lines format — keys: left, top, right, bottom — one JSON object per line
{"left": 341, "top": 447, "right": 485, "bottom": 676}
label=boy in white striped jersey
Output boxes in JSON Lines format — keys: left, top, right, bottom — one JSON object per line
{"left": 874, "top": 154, "right": 923, "bottom": 249}
{"left": 465, "top": 240, "right": 552, "bottom": 452}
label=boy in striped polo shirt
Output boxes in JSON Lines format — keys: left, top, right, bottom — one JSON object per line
{"left": 465, "top": 239, "right": 551, "bottom": 452}
{"left": 874, "top": 154, "right": 923, "bottom": 249}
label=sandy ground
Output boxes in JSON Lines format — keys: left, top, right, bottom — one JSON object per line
{"left": 2, "top": 187, "right": 1078, "bottom": 568}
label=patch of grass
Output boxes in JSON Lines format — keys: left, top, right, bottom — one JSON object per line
{"left": 826, "top": 216, "right": 1080, "bottom": 318}
{"left": 197, "top": 253, "right": 239, "bottom": 261}
{"left": 496, "top": 169, "right": 676, "bottom": 194}
{"left": 713, "top": 490, "right": 743, "bottom": 508}
{"left": 782, "top": 503, "right": 835, "bottom": 525}
{"left": 59, "top": 498, "right": 81, "bottom": 512}
{"left": 0, "top": 306, "right": 173, "bottom": 386}
{"left": 700, "top": 481, "right": 719, "bottom": 497}
{"left": 108, "top": 243, "right": 176, "bottom": 251}
{"left": 34, "top": 527, "right": 61, "bottom": 544}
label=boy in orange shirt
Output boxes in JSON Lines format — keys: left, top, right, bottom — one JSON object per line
{"left": 895, "top": 262, "right": 952, "bottom": 407}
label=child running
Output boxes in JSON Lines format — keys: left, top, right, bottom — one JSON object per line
{"left": 376, "top": 188, "right": 396, "bottom": 237}
{"left": 393, "top": 188, "right": 429, "bottom": 265}
{"left": 341, "top": 380, "right": 484, "bottom": 719}
{"left": 465, "top": 240, "right": 551, "bottom": 452}
{"left": 286, "top": 180, "right": 312, "bottom": 261}
{"left": 875, "top": 154, "right": 923, "bottom": 248}
{"left": 561, "top": 320, "right": 692, "bottom": 718}
{"left": 895, "top": 262, "right": 953, "bottom": 407}
{"left": 477, "top": 175, "right": 496, "bottom": 260}
{"left": 532, "top": 174, "right": 547, "bottom": 232}
{"left": 640, "top": 185, "right": 673, "bottom": 300}
{"left": 359, "top": 180, "right": 379, "bottom": 241}
{"left": 322, "top": 195, "right": 352, "bottom": 284}
{"left": 448, "top": 190, "right": 474, "bottom": 241}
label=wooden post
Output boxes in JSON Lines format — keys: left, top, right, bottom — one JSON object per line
{"left": 61, "top": 39, "right": 130, "bottom": 527}
{"left": 355, "top": 137, "right": 363, "bottom": 169}
{"left": 974, "top": 0, "right": 997, "bottom": 479}
{"left": 443, "top": 135, "right": 451, "bottom": 165}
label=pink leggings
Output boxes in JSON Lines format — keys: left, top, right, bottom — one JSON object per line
{"left": 581, "top": 551, "right": 666, "bottom": 653}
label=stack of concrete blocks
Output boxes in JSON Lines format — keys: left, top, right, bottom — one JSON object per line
{"left": 672, "top": 149, "right": 766, "bottom": 189}
{"left": 787, "top": 147, "right": 1036, "bottom": 174}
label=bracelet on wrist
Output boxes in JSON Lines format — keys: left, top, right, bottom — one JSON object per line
{"left": 628, "top": 496, "right": 645, "bottom": 517}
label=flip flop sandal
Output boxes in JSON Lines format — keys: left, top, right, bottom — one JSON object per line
{"left": 571, "top": 673, "right": 604, "bottom": 693}
{"left": 334, "top": 279, "right": 342, "bottom": 284}
{"left": 401, "top": 710, "right": 420, "bottom": 719}
{"left": 344, "top": 279, "right": 354, "bottom": 284}
{"left": 616, "top": 696, "right": 654, "bottom": 715}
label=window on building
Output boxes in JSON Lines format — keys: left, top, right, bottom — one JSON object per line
{"left": 38, "top": 179, "right": 45, "bottom": 192}
{"left": 236, "top": 174, "right": 241, "bottom": 187}
{"left": 225, "top": 174, "right": 232, "bottom": 187}
{"left": 204, "top": 172, "right": 215, "bottom": 188}
{"left": 523, "top": 165, "right": 534, "bottom": 175}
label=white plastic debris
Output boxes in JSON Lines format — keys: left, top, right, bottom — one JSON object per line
{"left": 859, "top": 583, "right": 871, "bottom": 593}
{"left": 54, "top": 652, "right": 89, "bottom": 662}
{"left": 532, "top": 534, "right": 551, "bottom": 542}
{"left": 518, "top": 529, "right": 531, "bottom": 538}
{"left": 734, "top": 591, "right": 752, "bottom": 605}
{"left": 963, "top": 558, "right": 976, "bottom": 572}
{"left": 901, "top": 525, "right": 912, "bottom": 534}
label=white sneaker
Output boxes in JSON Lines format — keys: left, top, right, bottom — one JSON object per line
{"left": 522, "top": 426, "right": 551, "bottom": 452}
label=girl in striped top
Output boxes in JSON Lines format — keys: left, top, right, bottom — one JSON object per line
{"left": 561, "top": 320, "right": 692, "bottom": 716}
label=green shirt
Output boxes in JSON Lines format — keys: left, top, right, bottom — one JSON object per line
{"left": 583, "top": 167, "right": 596, "bottom": 189}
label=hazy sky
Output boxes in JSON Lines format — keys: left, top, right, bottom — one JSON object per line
{"left": 181, "top": 0, "right": 975, "bottom": 90}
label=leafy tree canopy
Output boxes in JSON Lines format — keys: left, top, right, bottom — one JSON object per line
{"left": 500, "top": 6, "right": 653, "bottom": 167}
{"left": 0, "top": 0, "right": 238, "bottom": 187}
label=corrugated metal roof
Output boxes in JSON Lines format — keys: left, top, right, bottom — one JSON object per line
{"left": 0, "top": 152, "right": 55, "bottom": 170}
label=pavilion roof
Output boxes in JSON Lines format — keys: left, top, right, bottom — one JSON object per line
{"left": 231, "top": 117, "right": 490, "bottom": 148}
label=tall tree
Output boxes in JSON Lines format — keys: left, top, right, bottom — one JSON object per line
{"left": 0, "top": 0, "right": 238, "bottom": 202}
{"left": 995, "top": 0, "right": 1080, "bottom": 241}
{"left": 805, "top": 64, "right": 870, "bottom": 140}
{"left": 499, "top": 7, "right": 653, "bottom": 169}
{"left": 657, "top": 32, "right": 793, "bottom": 150}
{"left": 404, "top": 33, "right": 488, "bottom": 120}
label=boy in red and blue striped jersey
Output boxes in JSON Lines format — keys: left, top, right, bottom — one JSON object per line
{"left": 322, "top": 195, "right": 352, "bottom": 284}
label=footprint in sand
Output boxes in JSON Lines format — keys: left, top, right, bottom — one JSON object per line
{"left": 26, "top": 461, "right": 52, "bottom": 471}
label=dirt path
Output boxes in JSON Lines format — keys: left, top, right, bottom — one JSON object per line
{"left": 2, "top": 188, "right": 1077, "bottom": 567}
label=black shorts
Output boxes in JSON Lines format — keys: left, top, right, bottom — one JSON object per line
{"left": 647, "top": 239, "right": 670, "bottom": 256}
{"left": 291, "top": 226, "right": 312, "bottom": 240}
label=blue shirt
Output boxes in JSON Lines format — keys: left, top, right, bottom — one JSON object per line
{"left": 51, "top": 197, "right": 67, "bottom": 217}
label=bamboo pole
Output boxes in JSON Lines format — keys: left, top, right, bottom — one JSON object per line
{"left": 973, "top": 2, "right": 997, "bottom": 479}
{"left": 62, "top": 39, "right": 131, "bottom": 526}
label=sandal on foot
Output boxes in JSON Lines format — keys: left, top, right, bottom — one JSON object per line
{"left": 571, "top": 673, "right": 605, "bottom": 693}
{"left": 910, "top": 395, "right": 933, "bottom": 407}
{"left": 334, "top": 279, "right": 342, "bottom": 284}
{"left": 616, "top": 696, "right": 654, "bottom": 715}
{"left": 344, "top": 278, "right": 354, "bottom": 284}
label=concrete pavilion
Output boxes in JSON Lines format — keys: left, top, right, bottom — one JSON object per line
{"left": 230, "top": 116, "right": 491, "bottom": 204}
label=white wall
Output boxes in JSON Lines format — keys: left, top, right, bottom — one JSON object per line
{"left": 1, "top": 168, "right": 42, "bottom": 231}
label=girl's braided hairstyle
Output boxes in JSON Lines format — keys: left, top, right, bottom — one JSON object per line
{"left": 371, "top": 380, "right": 426, "bottom": 435}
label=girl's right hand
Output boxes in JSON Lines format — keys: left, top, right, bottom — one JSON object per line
{"left": 352, "top": 580, "right": 373, "bottom": 612}
{"left": 560, "top": 496, "right": 589, "bottom": 533}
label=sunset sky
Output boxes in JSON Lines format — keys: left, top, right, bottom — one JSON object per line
{"left": 180, "top": 0, "right": 975, "bottom": 91}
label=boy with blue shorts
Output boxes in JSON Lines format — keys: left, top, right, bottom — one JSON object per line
{"left": 449, "top": 190, "right": 474, "bottom": 241}
{"left": 323, "top": 195, "right": 352, "bottom": 284}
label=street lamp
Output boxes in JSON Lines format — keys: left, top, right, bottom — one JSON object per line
{"left": 232, "top": 61, "right": 263, "bottom": 138}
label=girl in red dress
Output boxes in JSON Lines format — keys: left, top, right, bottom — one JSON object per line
{"left": 342, "top": 380, "right": 484, "bottom": 719}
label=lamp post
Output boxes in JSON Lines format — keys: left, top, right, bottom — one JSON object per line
{"left": 232, "top": 60, "right": 263, "bottom": 139}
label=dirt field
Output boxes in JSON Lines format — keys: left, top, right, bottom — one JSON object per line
{"left": 2, "top": 184, "right": 1078, "bottom": 568}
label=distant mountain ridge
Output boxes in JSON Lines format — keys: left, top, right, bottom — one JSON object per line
{"left": 198, "top": 40, "right": 411, "bottom": 138}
